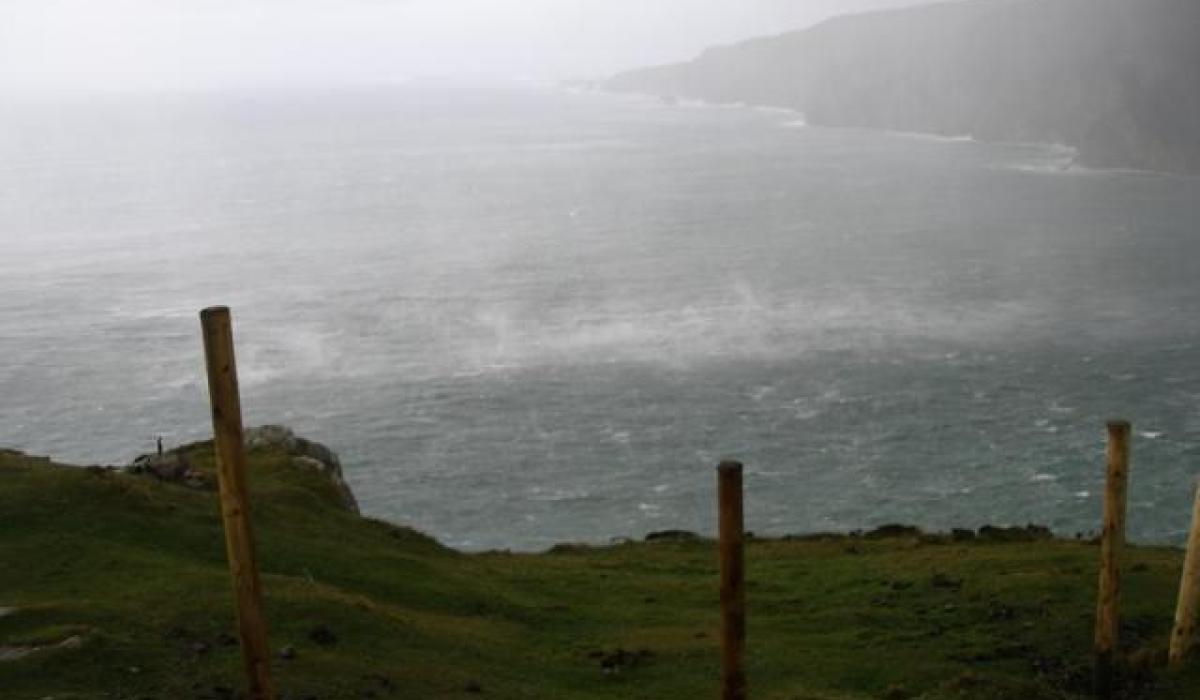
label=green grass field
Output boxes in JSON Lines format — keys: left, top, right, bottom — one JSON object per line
{"left": 2, "top": 440, "right": 1198, "bottom": 699}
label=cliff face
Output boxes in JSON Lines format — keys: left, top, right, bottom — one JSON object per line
{"left": 605, "top": 0, "right": 1200, "bottom": 173}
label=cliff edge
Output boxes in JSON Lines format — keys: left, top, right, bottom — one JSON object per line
{"left": 2, "top": 430, "right": 1199, "bottom": 698}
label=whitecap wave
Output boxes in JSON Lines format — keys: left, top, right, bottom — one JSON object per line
{"left": 528, "top": 486, "right": 595, "bottom": 502}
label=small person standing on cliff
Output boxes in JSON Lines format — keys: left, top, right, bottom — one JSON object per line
{"left": 157, "top": 436, "right": 163, "bottom": 456}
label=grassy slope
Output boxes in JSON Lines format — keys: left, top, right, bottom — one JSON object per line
{"left": 2, "top": 443, "right": 1198, "bottom": 699}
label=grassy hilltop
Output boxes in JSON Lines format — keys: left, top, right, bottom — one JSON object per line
{"left": 2, "top": 436, "right": 1199, "bottom": 699}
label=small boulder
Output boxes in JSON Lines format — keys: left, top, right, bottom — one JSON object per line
{"left": 308, "top": 624, "right": 337, "bottom": 647}
{"left": 244, "top": 425, "right": 299, "bottom": 451}
{"left": 58, "top": 636, "right": 84, "bottom": 651}
{"left": 126, "top": 451, "right": 211, "bottom": 490}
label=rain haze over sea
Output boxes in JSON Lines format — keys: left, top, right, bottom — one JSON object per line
{"left": 2, "top": 84, "right": 1199, "bottom": 550}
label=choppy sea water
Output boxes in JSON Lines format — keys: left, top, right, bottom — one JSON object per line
{"left": 2, "top": 84, "right": 1199, "bottom": 550}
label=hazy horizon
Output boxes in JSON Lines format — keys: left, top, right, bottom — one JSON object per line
{"left": 1, "top": 0, "right": 933, "bottom": 95}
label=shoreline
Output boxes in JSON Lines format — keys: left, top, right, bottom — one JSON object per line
{"left": 595, "top": 85, "right": 1200, "bottom": 179}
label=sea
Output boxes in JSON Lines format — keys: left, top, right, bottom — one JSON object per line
{"left": 2, "top": 83, "right": 1199, "bottom": 550}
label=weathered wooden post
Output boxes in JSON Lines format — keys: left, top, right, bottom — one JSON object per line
{"left": 1094, "top": 420, "right": 1130, "bottom": 699}
{"left": 1169, "top": 478, "right": 1200, "bottom": 668}
{"left": 200, "top": 306, "right": 274, "bottom": 700}
{"left": 718, "top": 460, "right": 746, "bottom": 700}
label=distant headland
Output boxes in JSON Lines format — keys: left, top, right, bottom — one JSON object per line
{"left": 604, "top": 0, "right": 1200, "bottom": 174}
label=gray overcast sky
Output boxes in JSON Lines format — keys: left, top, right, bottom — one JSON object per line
{"left": 0, "top": 0, "right": 932, "bottom": 93}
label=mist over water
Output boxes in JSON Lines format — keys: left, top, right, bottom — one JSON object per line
{"left": 2, "top": 85, "right": 1199, "bottom": 550}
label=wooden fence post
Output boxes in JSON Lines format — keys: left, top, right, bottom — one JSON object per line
{"left": 718, "top": 460, "right": 746, "bottom": 700}
{"left": 200, "top": 306, "right": 275, "bottom": 700}
{"left": 1094, "top": 420, "right": 1130, "bottom": 700}
{"left": 1169, "top": 479, "right": 1200, "bottom": 668}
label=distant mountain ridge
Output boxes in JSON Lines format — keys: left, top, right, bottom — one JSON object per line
{"left": 605, "top": 0, "right": 1200, "bottom": 173}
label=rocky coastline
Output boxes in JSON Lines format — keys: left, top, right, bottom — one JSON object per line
{"left": 605, "top": 0, "right": 1200, "bottom": 175}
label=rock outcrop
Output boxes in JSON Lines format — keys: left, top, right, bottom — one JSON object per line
{"left": 127, "top": 450, "right": 212, "bottom": 490}
{"left": 243, "top": 425, "right": 360, "bottom": 514}
{"left": 127, "top": 425, "right": 360, "bottom": 514}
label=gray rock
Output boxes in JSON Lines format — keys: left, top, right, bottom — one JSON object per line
{"left": 58, "top": 636, "right": 84, "bottom": 650}
{"left": 245, "top": 425, "right": 359, "bottom": 514}
{"left": 0, "top": 646, "right": 34, "bottom": 662}
{"left": 126, "top": 451, "right": 211, "bottom": 490}
{"left": 244, "top": 425, "right": 299, "bottom": 452}
{"left": 0, "top": 634, "right": 84, "bottom": 663}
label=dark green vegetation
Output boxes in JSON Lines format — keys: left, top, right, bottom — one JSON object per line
{"left": 605, "top": 0, "right": 1200, "bottom": 174}
{"left": 3, "top": 441, "right": 1200, "bottom": 699}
